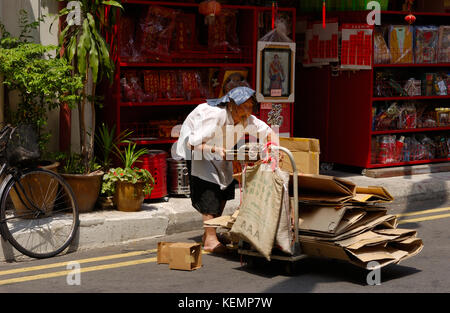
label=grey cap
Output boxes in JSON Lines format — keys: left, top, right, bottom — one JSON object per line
{"left": 206, "top": 86, "right": 255, "bottom": 107}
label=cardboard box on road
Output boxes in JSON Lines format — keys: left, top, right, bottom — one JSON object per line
{"left": 157, "top": 242, "right": 174, "bottom": 264}
{"left": 168, "top": 243, "right": 202, "bottom": 271}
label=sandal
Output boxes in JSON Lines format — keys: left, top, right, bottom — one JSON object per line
{"left": 203, "top": 243, "right": 229, "bottom": 254}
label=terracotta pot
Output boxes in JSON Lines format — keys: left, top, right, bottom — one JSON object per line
{"left": 61, "top": 171, "right": 104, "bottom": 213}
{"left": 114, "top": 181, "right": 145, "bottom": 212}
{"left": 10, "top": 162, "right": 60, "bottom": 218}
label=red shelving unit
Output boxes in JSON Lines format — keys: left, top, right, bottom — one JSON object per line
{"left": 296, "top": 10, "right": 450, "bottom": 169}
{"left": 104, "top": 1, "right": 296, "bottom": 146}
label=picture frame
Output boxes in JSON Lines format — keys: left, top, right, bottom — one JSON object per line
{"left": 256, "top": 41, "right": 296, "bottom": 103}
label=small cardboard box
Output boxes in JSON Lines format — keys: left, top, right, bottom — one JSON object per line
{"left": 168, "top": 243, "right": 202, "bottom": 271}
{"left": 279, "top": 137, "right": 320, "bottom": 175}
{"left": 157, "top": 242, "right": 174, "bottom": 264}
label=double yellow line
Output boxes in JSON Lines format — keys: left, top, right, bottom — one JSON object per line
{"left": 397, "top": 207, "right": 450, "bottom": 224}
{"left": 0, "top": 245, "right": 209, "bottom": 286}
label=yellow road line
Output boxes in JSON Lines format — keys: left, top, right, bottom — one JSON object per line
{"left": 0, "top": 250, "right": 211, "bottom": 286}
{"left": 0, "top": 256, "right": 158, "bottom": 286}
{"left": 396, "top": 207, "right": 450, "bottom": 218}
{"left": 0, "top": 249, "right": 157, "bottom": 276}
{"left": 398, "top": 213, "right": 450, "bottom": 224}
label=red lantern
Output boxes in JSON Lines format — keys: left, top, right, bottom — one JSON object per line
{"left": 405, "top": 14, "right": 416, "bottom": 25}
{"left": 199, "top": 1, "right": 221, "bottom": 17}
{"left": 199, "top": 1, "right": 221, "bottom": 25}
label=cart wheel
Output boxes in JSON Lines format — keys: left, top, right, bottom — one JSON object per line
{"left": 284, "top": 262, "right": 297, "bottom": 276}
{"left": 163, "top": 196, "right": 169, "bottom": 202}
{"left": 320, "top": 162, "right": 334, "bottom": 172}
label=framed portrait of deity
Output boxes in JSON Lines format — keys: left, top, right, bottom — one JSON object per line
{"left": 256, "top": 41, "right": 295, "bottom": 103}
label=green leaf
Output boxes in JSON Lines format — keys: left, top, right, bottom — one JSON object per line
{"left": 101, "top": 1, "right": 124, "bottom": 9}
{"left": 89, "top": 37, "right": 99, "bottom": 83}
{"left": 77, "top": 18, "right": 92, "bottom": 77}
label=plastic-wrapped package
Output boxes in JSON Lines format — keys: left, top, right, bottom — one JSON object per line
{"left": 159, "top": 70, "right": 181, "bottom": 100}
{"left": 398, "top": 103, "right": 417, "bottom": 129}
{"left": 389, "top": 25, "right": 413, "bottom": 64}
{"left": 121, "top": 76, "right": 145, "bottom": 103}
{"left": 181, "top": 70, "right": 202, "bottom": 100}
{"left": 143, "top": 70, "right": 159, "bottom": 102}
{"left": 438, "top": 26, "right": 450, "bottom": 63}
{"left": 404, "top": 78, "right": 421, "bottom": 97}
{"left": 208, "top": 9, "right": 240, "bottom": 52}
{"left": 135, "top": 6, "right": 177, "bottom": 62}
{"left": 374, "top": 27, "right": 391, "bottom": 64}
{"left": 435, "top": 136, "right": 449, "bottom": 159}
{"left": 421, "top": 136, "right": 436, "bottom": 160}
{"left": 377, "top": 135, "right": 396, "bottom": 164}
{"left": 119, "top": 15, "right": 136, "bottom": 60}
{"left": 415, "top": 26, "right": 439, "bottom": 64}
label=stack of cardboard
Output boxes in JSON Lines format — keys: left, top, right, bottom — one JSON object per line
{"left": 296, "top": 174, "right": 423, "bottom": 270}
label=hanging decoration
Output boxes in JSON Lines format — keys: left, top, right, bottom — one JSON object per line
{"left": 404, "top": 0, "right": 416, "bottom": 25}
{"left": 271, "top": 1, "right": 278, "bottom": 30}
{"left": 199, "top": 0, "right": 222, "bottom": 25}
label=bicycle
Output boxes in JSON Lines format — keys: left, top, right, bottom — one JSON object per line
{"left": 0, "top": 124, "right": 79, "bottom": 259}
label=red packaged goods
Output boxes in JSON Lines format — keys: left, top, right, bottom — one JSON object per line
{"left": 173, "top": 13, "right": 196, "bottom": 51}
{"left": 377, "top": 135, "right": 396, "bottom": 164}
{"left": 438, "top": 26, "right": 450, "bottom": 63}
{"left": 415, "top": 26, "right": 439, "bottom": 64}
{"left": 208, "top": 9, "right": 239, "bottom": 52}
{"left": 159, "top": 70, "right": 180, "bottom": 100}
{"left": 143, "top": 70, "right": 159, "bottom": 101}
{"left": 136, "top": 6, "right": 177, "bottom": 61}
{"left": 119, "top": 15, "right": 136, "bottom": 59}
{"left": 181, "top": 71, "right": 201, "bottom": 100}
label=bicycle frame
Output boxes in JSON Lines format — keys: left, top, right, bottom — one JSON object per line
{"left": 0, "top": 163, "right": 47, "bottom": 220}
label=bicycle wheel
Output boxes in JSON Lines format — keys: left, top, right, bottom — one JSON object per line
{"left": 0, "top": 168, "right": 79, "bottom": 259}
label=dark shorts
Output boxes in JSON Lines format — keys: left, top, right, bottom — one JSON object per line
{"left": 187, "top": 161, "right": 235, "bottom": 217}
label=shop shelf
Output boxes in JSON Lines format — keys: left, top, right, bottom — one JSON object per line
{"left": 373, "top": 63, "right": 450, "bottom": 68}
{"left": 369, "top": 158, "right": 450, "bottom": 169}
{"left": 124, "top": 138, "right": 177, "bottom": 145}
{"left": 372, "top": 96, "right": 450, "bottom": 101}
{"left": 120, "top": 100, "right": 202, "bottom": 107}
{"left": 372, "top": 127, "right": 450, "bottom": 135}
{"left": 120, "top": 62, "right": 254, "bottom": 68}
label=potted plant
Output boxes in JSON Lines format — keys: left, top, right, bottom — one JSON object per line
{"left": 52, "top": 1, "right": 123, "bottom": 211}
{"left": 0, "top": 11, "right": 83, "bottom": 215}
{"left": 55, "top": 0, "right": 123, "bottom": 173}
{"left": 57, "top": 152, "right": 103, "bottom": 213}
{"left": 103, "top": 143, "right": 154, "bottom": 212}
{"left": 0, "top": 11, "right": 83, "bottom": 165}
{"left": 94, "top": 122, "right": 132, "bottom": 209}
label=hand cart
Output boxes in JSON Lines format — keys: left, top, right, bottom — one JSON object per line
{"left": 235, "top": 144, "right": 308, "bottom": 274}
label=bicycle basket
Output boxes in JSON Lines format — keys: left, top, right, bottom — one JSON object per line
{"left": 5, "top": 125, "right": 41, "bottom": 167}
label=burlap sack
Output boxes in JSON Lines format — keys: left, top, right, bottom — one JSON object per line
{"left": 230, "top": 163, "right": 284, "bottom": 261}
{"left": 274, "top": 169, "right": 294, "bottom": 255}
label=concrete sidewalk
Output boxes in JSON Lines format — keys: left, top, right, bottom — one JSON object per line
{"left": 69, "top": 170, "right": 450, "bottom": 251}
{"left": 1, "top": 170, "right": 449, "bottom": 261}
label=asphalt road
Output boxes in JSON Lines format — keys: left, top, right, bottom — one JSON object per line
{"left": 0, "top": 199, "right": 449, "bottom": 294}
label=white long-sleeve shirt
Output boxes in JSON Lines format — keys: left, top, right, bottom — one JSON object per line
{"left": 173, "top": 103, "right": 271, "bottom": 189}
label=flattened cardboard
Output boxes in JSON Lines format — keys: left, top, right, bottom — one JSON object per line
{"left": 204, "top": 215, "right": 234, "bottom": 228}
{"left": 157, "top": 242, "right": 175, "bottom": 264}
{"left": 352, "top": 186, "right": 394, "bottom": 203}
{"left": 168, "top": 243, "right": 202, "bottom": 271}
{"left": 299, "top": 205, "right": 347, "bottom": 234}
{"left": 299, "top": 205, "right": 387, "bottom": 237}
{"left": 279, "top": 137, "right": 320, "bottom": 175}
{"left": 291, "top": 174, "right": 356, "bottom": 203}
